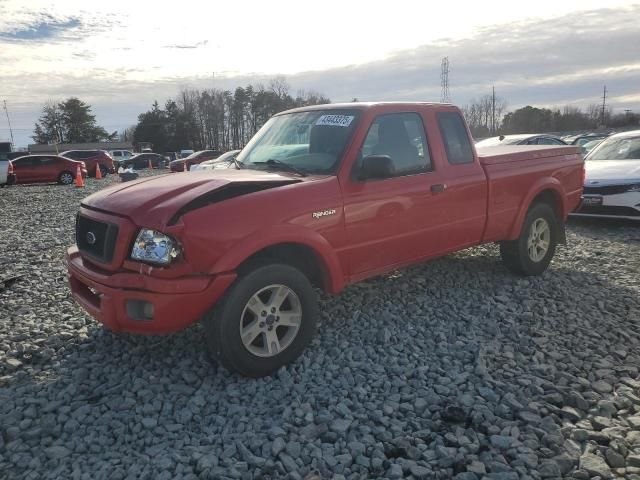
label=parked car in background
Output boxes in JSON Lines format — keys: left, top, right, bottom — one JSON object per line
{"left": 65, "top": 102, "right": 583, "bottom": 377}
{"left": 109, "top": 150, "right": 134, "bottom": 167}
{"left": 163, "top": 152, "right": 179, "bottom": 162}
{"left": 190, "top": 150, "right": 241, "bottom": 171}
{"left": 121, "top": 153, "right": 166, "bottom": 170}
{"left": 566, "top": 133, "right": 610, "bottom": 146}
{"left": 0, "top": 158, "right": 17, "bottom": 186}
{"left": 475, "top": 134, "right": 567, "bottom": 147}
{"left": 572, "top": 130, "right": 640, "bottom": 220}
{"left": 581, "top": 138, "right": 604, "bottom": 156}
{"left": 179, "top": 149, "right": 194, "bottom": 159}
{"left": 170, "top": 150, "right": 222, "bottom": 172}
{"left": 11, "top": 155, "right": 87, "bottom": 185}
{"left": 60, "top": 150, "right": 115, "bottom": 177}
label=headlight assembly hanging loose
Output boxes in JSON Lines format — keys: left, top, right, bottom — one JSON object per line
{"left": 131, "top": 229, "right": 180, "bottom": 265}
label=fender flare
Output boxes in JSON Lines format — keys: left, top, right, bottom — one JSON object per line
{"left": 508, "top": 178, "right": 566, "bottom": 239}
{"left": 209, "top": 225, "right": 345, "bottom": 293}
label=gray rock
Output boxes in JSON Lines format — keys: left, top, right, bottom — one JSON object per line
{"left": 579, "top": 453, "right": 612, "bottom": 478}
{"left": 409, "top": 464, "right": 431, "bottom": 479}
{"left": 44, "top": 446, "right": 72, "bottom": 459}
{"left": 605, "top": 448, "right": 625, "bottom": 468}
{"left": 271, "top": 437, "right": 285, "bottom": 456}
{"left": 490, "top": 435, "right": 517, "bottom": 449}
{"left": 329, "top": 419, "right": 351, "bottom": 433}
{"left": 538, "top": 460, "right": 561, "bottom": 478}
{"left": 592, "top": 380, "right": 613, "bottom": 394}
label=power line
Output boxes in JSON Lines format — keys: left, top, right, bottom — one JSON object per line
{"left": 600, "top": 85, "right": 607, "bottom": 127}
{"left": 440, "top": 57, "right": 450, "bottom": 103}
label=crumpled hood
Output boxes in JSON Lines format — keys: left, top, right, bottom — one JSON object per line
{"left": 81, "top": 170, "right": 301, "bottom": 227}
{"left": 585, "top": 160, "right": 640, "bottom": 185}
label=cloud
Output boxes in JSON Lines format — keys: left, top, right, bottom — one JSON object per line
{"left": 0, "top": 14, "right": 81, "bottom": 42}
{"left": 163, "top": 40, "right": 209, "bottom": 49}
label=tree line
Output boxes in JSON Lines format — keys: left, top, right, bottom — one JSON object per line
{"left": 131, "top": 78, "right": 330, "bottom": 153}
{"left": 462, "top": 93, "right": 639, "bottom": 138}
{"left": 32, "top": 84, "right": 639, "bottom": 148}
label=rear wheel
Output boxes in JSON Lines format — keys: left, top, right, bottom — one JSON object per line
{"left": 500, "top": 202, "right": 559, "bottom": 276}
{"left": 203, "top": 263, "right": 318, "bottom": 377}
{"left": 58, "top": 171, "right": 74, "bottom": 185}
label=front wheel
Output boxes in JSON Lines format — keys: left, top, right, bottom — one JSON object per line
{"left": 203, "top": 263, "right": 318, "bottom": 377}
{"left": 98, "top": 164, "right": 109, "bottom": 177}
{"left": 500, "top": 202, "right": 559, "bottom": 276}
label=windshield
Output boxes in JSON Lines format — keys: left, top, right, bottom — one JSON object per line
{"left": 587, "top": 136, "right": 640, "bottom": 161}
{"left": 237, "top": 110, "right": 361, "bottom": 174}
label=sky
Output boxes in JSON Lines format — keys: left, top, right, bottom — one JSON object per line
{"left": 1, "top": 0, "right": 639, "bottom": 148}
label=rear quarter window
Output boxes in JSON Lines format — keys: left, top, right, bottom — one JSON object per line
{"left": 437, "top": 112, "right": 474, "bottom": 165}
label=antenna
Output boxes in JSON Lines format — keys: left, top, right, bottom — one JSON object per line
{"left": 440, "top": 57, "right": 450, "bottom": 103}
{"left": 600, "top": 85, "right": 607, "bottom": 127}
{"left": 2, "top": 100, "right": 14, "bottom": 148}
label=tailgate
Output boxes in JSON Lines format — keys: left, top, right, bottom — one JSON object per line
{"left": 477, "top": 145, "right": 582, "bottom": 165}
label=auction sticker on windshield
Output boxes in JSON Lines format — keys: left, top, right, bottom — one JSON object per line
{"left": 316, "top": 115, "right": 354, "bottom": 127}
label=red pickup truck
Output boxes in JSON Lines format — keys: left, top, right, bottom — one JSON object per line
{"left": 65, "top": 103, "right": 584, "bottom": 377}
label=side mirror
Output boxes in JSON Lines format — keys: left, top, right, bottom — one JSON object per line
{"left": 360, "top": 155, "right": 395, "bottom": 180}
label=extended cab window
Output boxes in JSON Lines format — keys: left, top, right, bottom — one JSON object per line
{"left": 437, "top": 112, "right": 474, "bottom": 164}
{"left": 358, "top": 112, "right": 431, "bottom": 180}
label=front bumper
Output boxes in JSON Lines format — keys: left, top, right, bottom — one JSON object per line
{"left": 6, "top": 173, "right": 16, "bottom": 185}
{"left": 571, "top": 191, "right": 640, "bottom": 220}
{"left": 65, "top": 246, "right": 237, "bottom": 334}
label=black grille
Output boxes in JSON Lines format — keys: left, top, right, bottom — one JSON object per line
{"left": 576, "top": 205, "right": 640, "bottom": 217}
{"left": 583, "top": 184, "right": 636, "bottom": 195}
{"left": 76, "top": 215, "right": 119, "bottom": 262}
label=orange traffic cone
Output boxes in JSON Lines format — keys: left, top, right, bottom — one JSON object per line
{"left": 75, "top": 164, "right": 85, "bottom": 188}
{"left": 95, "top": 164, "right": 103, "bottom": 179}
{"left": 148, "top": 158, "right": 153, "bottom": 170}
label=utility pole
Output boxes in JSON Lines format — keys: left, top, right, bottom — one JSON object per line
{"left": 2, "top": 100, "right": 15, "bottom": 148}
{"left": 440, "top": 57, "right": 450, "bottom": 103}
{"left": 491, "top": 86, "right": 496, "bottom": 135}
{"left": 600, "top": 85, "right": 607, "bottom": 127}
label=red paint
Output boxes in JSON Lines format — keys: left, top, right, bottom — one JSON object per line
{"left": 66, "top": 103, "right": 584, "bottom": 334}
{"left": 11, "top": 155, "right": 88, "bottom": 184}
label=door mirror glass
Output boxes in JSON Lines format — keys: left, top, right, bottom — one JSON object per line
{"left": 361, "top": 154, "right": 395, "bottom": 180}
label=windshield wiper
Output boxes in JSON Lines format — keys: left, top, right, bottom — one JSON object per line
{"left": 231, "top": 156, "right": 243, "bottom": 169}
{"left": 253, "top": 159, "right": 308, "bottom": 177}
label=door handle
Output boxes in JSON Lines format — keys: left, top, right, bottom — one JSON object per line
{"left": 430, "top": 183, "right": 447, "bottom": 193}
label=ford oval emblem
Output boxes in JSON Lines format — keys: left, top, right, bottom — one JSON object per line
{"left": 86, "top": 231, "right": 97, "bottom": 245}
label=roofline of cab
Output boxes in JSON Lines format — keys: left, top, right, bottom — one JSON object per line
{"left": 276, "top": 101, "right": 455, "bottom": 116}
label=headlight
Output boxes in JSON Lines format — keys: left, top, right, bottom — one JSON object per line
{"left": 627, "top": 184, "right": 640, "bottom": 192}
{"left": 131, "top": 229, "right": 180, "bottom": 265}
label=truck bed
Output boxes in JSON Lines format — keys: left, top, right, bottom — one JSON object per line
{"left": 477, "top": 145, "right": 582, "bottom": 165}
{"left": 477, "top": 145, "right": 584, "bottom": 243}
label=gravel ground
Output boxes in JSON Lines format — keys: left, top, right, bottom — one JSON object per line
{"left": 1, "top": 172, "right": 640, "bottom": 480}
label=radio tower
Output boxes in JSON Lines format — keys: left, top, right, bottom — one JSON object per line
{"left": 440, "top": 57, "right": 450, "bottom": 103}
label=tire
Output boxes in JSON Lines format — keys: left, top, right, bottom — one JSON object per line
{"left": 98, "top": 164, "right": 109, "bottom": 177}
{"left": 58, "top": 171, "right": 75, "bottom": 185}
{"left": 500, "top": 202, "right": 559, "bottom": 276}
{"left": 204, "top": 263, "right": 318, "bottom": 377}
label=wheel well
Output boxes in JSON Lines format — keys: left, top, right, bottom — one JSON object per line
{"left": 531, "top": 188, "right": 566, "bottom": 244}
{"left": 236, "top": 243, "right": 329, "bottom": 292}
{"left": 532, "top": 189, "right": 562, "bottom": 219}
